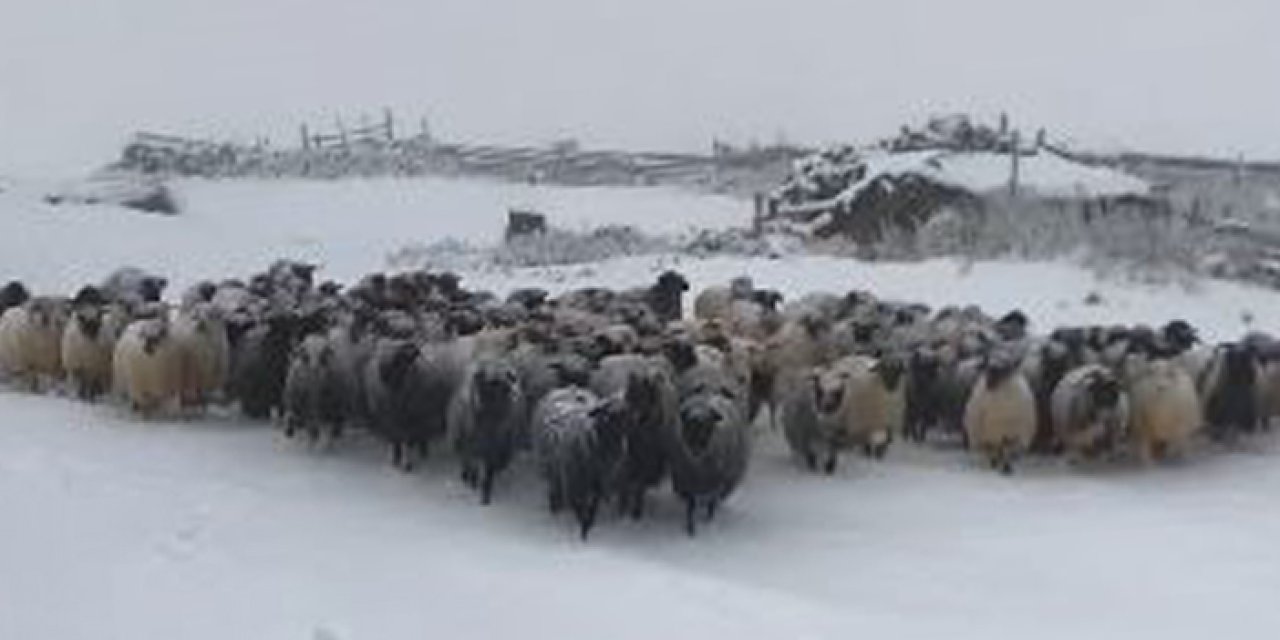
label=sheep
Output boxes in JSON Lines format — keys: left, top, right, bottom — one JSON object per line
{"left": 1022, "top": 339, "right": 1077, "bottom": 454}
{"left": 451, "top": 356, "right": 526, "bottom": 504}
{"left": 964, "top": 352, "right": 1036, "bottom": 474}
{"left": 781, "top": 362, "right": 851, "bottom": 472}
{"left": 171, "top": 303, "right": 230, "bottom": 410}
{"left": 624, "top": 270, "right": 688, "bottom": 324}
{"left": 229, "top": 312, "right": 307, "bottom": 420}
{"left": 1050, "top": 365, "right": 1130, "bottom": 462}
{"left": 363, "top": 339, "right": 437, "bottom": 469}
{"left": 1127, "top": 357, "right": 1202, "bottom": 463}
{"left": 0, "top": 297, "right": 68, "bottom": 391}
{"left": 531, "top": 387, "right": 628, "bottom": 539}
{"left": 61, "top": 302, "right": 125, "bottom": 400}
{"left": 0, "top": 281, "right": 30, "bottom": 314}
{"left": 759, "top": 311, "right": 834, "bottom": 426}
{"left": 181, "top": 281, "right": 218, "bottom": 311}
{"left": 101, "top": 267, "right": 167, "bottom": 306}
{"left": 836, "top": 355, "right": 906, "bottom": 460}
{"left": 904, "top": 346, "right": 945, "bottom": 442}
{"left": 283, "top": 333, "right": 348, "bottom": 445}
{"left": 591, "top": 354, "right": 679, "bottom": 519}
{"left": 1200, "top": 343, "right": 1262, "bottom": 441}
{"left": 666, "top": 388, "right": 752, "bottom": 536}
{"left": 113, "top": 316, "right": 182, "bottom": 416}
{"left": 693, "top": 276, "right": 754, "bottom": 322}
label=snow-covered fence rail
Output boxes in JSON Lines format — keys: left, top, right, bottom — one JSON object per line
{"left": 111, "top": 124, "right": 802, "bottom": 192}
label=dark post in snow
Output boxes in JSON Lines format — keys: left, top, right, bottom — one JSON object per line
{"left": 384, "top": 108, "right": 395, "bottom": 142}
{"left": 300, "top": 124, "right": 310, "bottom": 150}
{"left": 1009, "top": 130, "right": 1021, "bottom": 197}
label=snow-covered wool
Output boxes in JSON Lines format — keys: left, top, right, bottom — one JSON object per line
{"left": 171, "top": 303, "right": 230, "bottom": 410}
{"left": 1050, "top": 365, "right": 1130, "bottom": 461}
{"left": 0, "top": 298, "right": 68, "bottom": 390}
{"left": 591, "top": 354, "right": 678, "bottom": 518}
{"left": 964, "top": 354, "right": 1036, "bottom": 474}
{"left": 61, "top": 303, "right": 125, "bottom": 400}
{"left": 180, "top": 281, "right": 218, "bottom": 311}
{"left": 283, "top": 333, "right": 347, "bottom": 444}
{"left": 666, "top": 390, "right": 752, "bottom": 536}
{"left": 101, "top": 267, "right": 167, "bottom": 307}
{"left": 113, "top": 316, "right": 182, "bottom": 416}
{"left": 531, "top": 387, "right": 628, "bottom": 539}
{"left": 451, "top": 357, "right": 525, "bottom": 504}
{"left": 1126, "top": 357, "right": 1202, "bottom": 463}
{"left": 1199, "top": 343, "right": 1262, "bottom": 440}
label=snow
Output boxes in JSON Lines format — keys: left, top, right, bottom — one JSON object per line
{"left": 833, "top": 149, "right": 1149, "bottom": 205}
{"left": 0, "top": 176, "right": 745, "bottom": 293}
{"left": 3, "top": 174, "right": 1280, "bottom": 637}
{"left": 3, "top": 389, "right": 1280, "bottom": 640}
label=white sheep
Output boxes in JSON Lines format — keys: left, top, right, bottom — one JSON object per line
{"left": 1126, "top": 357, "right": 1202, "bottom": 463}
{"left": 61, "top": 304, "right": 126, "bottom": 400}
{"left": 964, "top": 356, "right": 1036, "bottom": 474}
{"left": 171, "top": 303, "right": 230, "bottom": 410}
{"left": 0, "top": 298, "right": 68, "bottom": 391}
{"left": 693, "top": 277, "right": 753, "bottom": 322}
{"left": 113, "top": 316, "right": 182, "bottom": 416}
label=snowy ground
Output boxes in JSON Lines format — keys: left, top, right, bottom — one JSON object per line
{"left": 3, "top": 176, "right": 1280, "bottom": 638}
{"left": 4, "top": 390, "right": 1280, "bottom": 640}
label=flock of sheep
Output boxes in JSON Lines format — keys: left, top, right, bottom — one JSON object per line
{"left": 0, "top": 264, "right": 1274, "bottom": 539}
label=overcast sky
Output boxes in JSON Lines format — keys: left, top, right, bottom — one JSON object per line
{"left": 3, "top": 0, "right": 1278, "bottom": 177}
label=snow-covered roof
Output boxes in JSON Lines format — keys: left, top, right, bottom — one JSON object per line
{"left": 838, "top": 148, "right": 1150, "bottom": 205}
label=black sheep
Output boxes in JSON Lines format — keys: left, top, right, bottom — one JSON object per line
{"left": 1202, "top": 343, "right": 1262, "bottom": 441}
{"left": 452, "top": 357, "right": 525, "bottom": 504}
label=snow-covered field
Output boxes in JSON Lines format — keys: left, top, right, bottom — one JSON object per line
{"left": 3, "top": 176, "right": 1280, "bottom": 639}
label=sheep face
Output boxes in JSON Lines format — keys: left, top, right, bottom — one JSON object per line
{"left": 982, "top": 355, "right": 1021, "bottom": 390}
{"left": 811, "top": 368, "right": 848, "bottom": 415}
{"left": 1162, "top": 320, "right": 1199, "bottom": 353}
{"left": 874, "top": 356, "right": 906, "bottom": 391}
{"left": 73, "top": 307, "right": 104, "bottom": 340}
{"left": 1, "top": 281, "right": 30, "bottom": 311}
{"left": 658, "top": 271, "right": 690, "bottom": 295}
{"left": 472, "top": 363, "right": 520, "bottom": 421}
{"left": 139, "top": 277, "right": 167, "bottom": 303}
{"left": 378, "top": 342, "right": 419, "bottom": 389}
{"left": 680, "top": 398, "right": 722, "bottom": 454}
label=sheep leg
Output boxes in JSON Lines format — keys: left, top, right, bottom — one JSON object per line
{"left": 578, "top": 497, "right": 600, "bottom": 540}
{"left": 823, "top": 448, "right": 838, "bottom": 475}
{"left": 480, "top": 465, "right": 496, "bottom": 505}
{"left": 804, "top": 451, "right": 818, "bottom": 471}
{"left": 630, "top": 491, "right": 647, "bottom": 521}
{"left": 684, "top": 497, "right": 698, "bottom": 537}
{"left": 461, "top": 461, "right": 478, "bottom": 487}
{"left": 548, "top": 484, "right": 564, "bottom": 514}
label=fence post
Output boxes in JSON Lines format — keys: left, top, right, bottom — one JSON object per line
{"left": 300, "top": 124, "right": 310, "bottom": 150}
{"left": 384, "top": 108, "right": 395, "bottom": 142}
{"left": 1009, "top": 130, "right": 1021, "bottom": 197}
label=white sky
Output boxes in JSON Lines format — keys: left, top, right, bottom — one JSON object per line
{"left": 2, "top": 0, "right": 1278, "bottom": 177}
